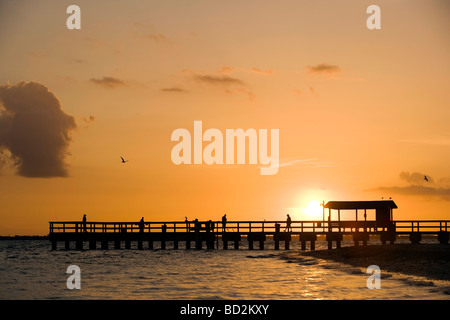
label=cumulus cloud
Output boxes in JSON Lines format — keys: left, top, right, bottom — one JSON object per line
{"left": 90, "top": 76, "right": 127, "bottom": 89}
{"left": 0, "top": 81, "right": 77, "bottom": 177}
{"left": 306, "top": 63, "right": 341, "bottom": 75}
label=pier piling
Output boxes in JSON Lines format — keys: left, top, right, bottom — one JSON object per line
{"left": 410, "top": 232, "right": 422, "bottom": 244}
{"left": 438, "top": 231, "right": 449, "bottom": 244}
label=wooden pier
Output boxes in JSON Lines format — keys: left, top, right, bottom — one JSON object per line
{"left": 48, "top": 219, "right": 449, "bottom": 251}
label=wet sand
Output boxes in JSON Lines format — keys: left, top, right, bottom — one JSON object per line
{"left": 303, "top": 244, "right": 450, "bottom": 281}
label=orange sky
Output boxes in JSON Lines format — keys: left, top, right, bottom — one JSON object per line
{"left": 0, "top": 1, "right": 450, "bottom": 235}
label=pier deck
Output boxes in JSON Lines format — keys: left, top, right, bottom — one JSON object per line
{"left": 49, "top": 220, "right": 450, "bottom": 250}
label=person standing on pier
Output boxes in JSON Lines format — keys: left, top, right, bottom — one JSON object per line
{"left": 222, "top": 214, "right": 227, "bottom": 232}
{"left": 82, "top": 214, "right": 87, "bottom": 232}
{"left": 139, "top": 217, "right": 145, "bottom": 233}
{"left": 285, "top": 214, "right": 292, "bottom": 232}
{"left": 185, "top": 217, "right": 190, "bottom": 232}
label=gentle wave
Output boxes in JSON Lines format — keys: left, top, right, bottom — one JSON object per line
{"left": 0, "top": 239, "right": 449, "bottom": 300}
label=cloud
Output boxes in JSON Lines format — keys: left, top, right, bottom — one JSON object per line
{"left": 89, "top": 76, "right": 127, "bottom": 89}
{"left": 374, "top": 185, "right": 450, "bottom": 201}
{"left": 279, "top": 157, "right": 336, "bottom": 168}
{"left": 249, "top": 68, "right": 273, "bottom": 75}
{"left": 146, "top": 33, "right": 170, "bottom": 43}
{"left": 161, "top": 87, "right": 188, "bottom": 93}
{"left": 294, "top": 88, "right": 320, "bottom": 96}
{"left": 194, "top": 74, "right": 251, "bottom": 98}
{"left": 306, "top": 63, "right": 341, "bottom": 75}
{"left": 81, "top": 115, "right": 96, "bottom": 129}
{"left": 0, "top": 149, "right": 17, "bottom": 173}
{"left": 83, "top": 115, "right": 96, "bottom": 124}
{"left": 369, "top": 171, "right": 450, "bottom": 200}
{"left": 224, "top": 88, "right": 255, "bottom": 101}
{"left": 194, "top": 74, "right": 245, "bottom": 86}
{"left": 78, "top": 115, "right": 96, "bottom": 131}
{"left": 0, "top": 81, "right": 77, "bottom": 177}
{"left": 219, "top": 66, "right": 273, "bottom": 75}
{"left": 183, "top": 70, "right": 255, "bottom": 100}
{"left": 219, "top": 66, "right": 234, "bottom": 74}
{"left": 400, "top": 171, "right": 433, "bottom": 184}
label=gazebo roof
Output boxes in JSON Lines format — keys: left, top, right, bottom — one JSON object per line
{"left": 324, "top": 200, "right": 397, "bottom": 210}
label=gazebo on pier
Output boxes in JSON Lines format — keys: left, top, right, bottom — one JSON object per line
{"left": 321, "top": 200, "right": 398, "bottom": 247}
{"left": 323, "top": 200, "right": 398, "bottom": 227}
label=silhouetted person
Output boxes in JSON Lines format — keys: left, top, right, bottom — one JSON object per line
{"left": 162, "top": 223, "right": 167, "bottom": 233}
{"left": 222, "top": 214, "right": 227, "bottom": 232}
{"left": 185, "top": 216, "right": 190, "bottom": 232}
{"left": 285, "top": 214, "right": 292, "bottom": 232}
{"left": 193, "top": 219, "right": 199, "bottom": 233}
{"left": 82, "top": 214, "right": 87, "bottom": 232}
{"left": 139, "top": 217, "right": 145, "bottom": 233}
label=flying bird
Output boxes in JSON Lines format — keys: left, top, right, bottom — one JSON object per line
{"left": 120, "top": 156, "right": 128, "bottom": 163}
{"left": 424, "top": 175, "right": 429, "bottom": 182}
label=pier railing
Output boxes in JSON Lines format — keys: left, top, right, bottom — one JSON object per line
{"left": 48, "top": 220, "right": 353, "bottom": 234}
{"left": 394, "top": 220, "right": 449, "bottom": 234}
{"left": 49, "top": 220, "right": 449, "bottom": 235}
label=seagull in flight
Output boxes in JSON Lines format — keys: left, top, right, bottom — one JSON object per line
{"left": 424, "top": 175, "right": 429, "bottom": 182}
{"left": 120, "top": 156, "right": 128, "bottom": 164}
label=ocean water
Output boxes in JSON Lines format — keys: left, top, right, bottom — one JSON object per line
{"left": 0, "top": 239, "right": 449, "bottom": 300}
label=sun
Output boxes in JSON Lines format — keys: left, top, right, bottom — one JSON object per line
{"left": 304, "top": 201, "right": 323, "bottom": 220}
